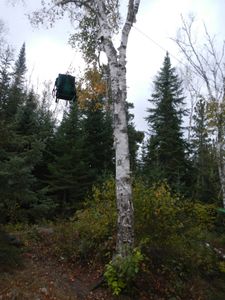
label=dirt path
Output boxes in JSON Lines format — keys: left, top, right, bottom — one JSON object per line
{"left": 0, "top": 248, "right": 113, "bottom": 300}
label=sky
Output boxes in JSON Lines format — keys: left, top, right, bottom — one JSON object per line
{"left": 0, "top": 0, "right": 225, "bottom": 132}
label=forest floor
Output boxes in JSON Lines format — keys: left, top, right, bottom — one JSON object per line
{"left": 0, "top": 228, "right": 119, "bottom": 300}
{"left": 2, "top": 225, "right": 225, "bottom": 300}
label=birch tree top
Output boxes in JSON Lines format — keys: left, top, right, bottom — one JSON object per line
{"left": 1, "top": 1, "right": 224, "bottom": 132}
{"left": 29, "top": 0, "right": 140, "bottom": 64}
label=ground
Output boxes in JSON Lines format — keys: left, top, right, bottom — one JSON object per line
{"left": 1, "top": 225, "right": 225, "bottom": 300}
{"left": 0, "top": 228, "right": 117, "bottom": 300}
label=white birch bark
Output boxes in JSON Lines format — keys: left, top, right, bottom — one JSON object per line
{"left": 95, "top": 0, "right": 141, "bottom": 257}
{"left": 53, "top": 0, "right": 141, "bottom": 256}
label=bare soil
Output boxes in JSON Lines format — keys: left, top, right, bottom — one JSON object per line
{"left": 0, "top": 236, "right": 115, "bottom": 300}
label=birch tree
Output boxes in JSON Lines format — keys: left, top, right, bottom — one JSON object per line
{"left": 30, "top": 0, "right": 141, "bottom": 257}
{"left": 174, "top": 16, "right": 225, "bottom": 207}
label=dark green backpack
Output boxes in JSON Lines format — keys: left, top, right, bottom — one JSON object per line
{"left": 53, "top": 74, "right": 76, "bottom": 102}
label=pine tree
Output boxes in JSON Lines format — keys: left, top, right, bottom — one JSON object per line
{"left": 144, "top": 53, "right": 188, "bottom": 191}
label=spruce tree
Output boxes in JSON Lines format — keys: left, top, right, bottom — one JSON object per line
{"left": 0, "top": 46, "right": 13, "bottom": 119}
{"left": 126, "top": 102, "right": 144, "bottom": 172}
{"left": 12, "top": 43, "right": 26, "bottom": 89}
{"left": 144, "top": 52, "right": 188, "bottom": 191}
{"left": 47, "top": 103, "right": 90, "bottom": 215}
{"left": 81, "top": 97, "right": 114, "bottom": 182}
{"left": 191, "top": 97, "right": 220, "bottom": 202}
{"left": 0, "top": 89, "right": 55, "bottom": 223}
{"left": 6, "top": 43, "right": 27, "bottom": 120}
{"left": 32, "top": 85, "right": 56, "bottom": 188}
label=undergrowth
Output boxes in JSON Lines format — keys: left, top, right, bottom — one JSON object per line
{"left": 2, "top": 178, "right": 225, "bottom": 298}
{"left": 0, "top": 227, "right": 22, "bottom": 272}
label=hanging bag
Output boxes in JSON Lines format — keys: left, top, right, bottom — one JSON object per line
{"left": 53, "top": 74, "right": 76, "bottom": 103}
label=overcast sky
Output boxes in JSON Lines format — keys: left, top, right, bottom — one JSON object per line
{"left": 0, "top": 0, "right": 225, "bottom": 132}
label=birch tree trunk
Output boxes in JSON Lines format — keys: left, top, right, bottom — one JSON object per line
{"left": 95, "top": 0, "right": 140, "bottom": 256}
{"left": 31, "top": 0, "right": 141, "bottom": 256}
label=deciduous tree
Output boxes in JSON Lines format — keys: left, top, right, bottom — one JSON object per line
{"left": 191, "top": 96, "right": 220, "bottom": 202}
{"left": 174, "top": 16, "right": 225, "bottom": 207}
{"left": 31, "top": 0, "right": 141, "bottom": 256}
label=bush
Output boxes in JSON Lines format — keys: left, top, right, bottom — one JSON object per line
{"left": 48, "top": 179, "right": 117, "bottom": 262}
{"left": 38, "top": 178, "right": 223, "bottom": 298}
{"left": 104, "top": 248, "right": 143, "bottom": 295}
{"left": 133, "top": 180, "right": 220, "bottom": 297}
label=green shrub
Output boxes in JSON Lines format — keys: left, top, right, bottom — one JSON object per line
{"left": 34, "top": 178, "right": 222, "bottom": 298}
{"left": 133, "top": 180, "right": 220, "bottom": 297}
{"left": 48, "top": 179, "right": 117, "bottom": 262}
{"left": 104, "top": 248, "right": 143, "bottom": 295}
{"left": 72, "top": 179, "right": 117, "bottom": 260}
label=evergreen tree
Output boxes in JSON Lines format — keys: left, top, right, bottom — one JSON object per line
{"left": 126, "top": 102, "right": 144, "bottom": 172}
{"left": 47, "top": 67, "right": 114, "bottom": 215}
{"left": 191, "top": 97, "right": 220, "bottom": 202}
{"left": 0, "top": 128, "right": 43, "bottom": 223}
{"left": 0, "top": 45, "right": 57, "bottom": 223}
{"left": 32, "top": 85, "right": 56, "bottom": 188}
{"left": 144, "top": 53, "right": 188, "bottom": 191}
{"left": 0, "top": 46, "right": 13, "bottom": 163}
{"left": 47, "top": 103, "right": 90, "bottom": 215}
{"left": 5, "top": 43, "right": 27, "bottom": 120}
{"left": 81, "top": 97, "right": 114, "bottom": 182}
{"left": 16, "top": 89, "right": 38, "bottom": 135}
{"left": 0, "top": 46, "right": 13, "bottom": 119}
{"left": 78, "top": 66, "right": 114, "bottom": 180}
{"left": 12, "top": 43, "right": 26, "bottom": 89}
{"left": 0, "top": 89, "right": 56, "bottom": 223}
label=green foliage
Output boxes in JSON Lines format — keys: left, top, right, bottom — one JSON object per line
{"left": 133, "top": 180, "right": 221, "bottom": 297}
{"left": 218, "top": 261, "right": 225, "bottom": 273}
{"left": 191, "top": 97, "right": 220, "bottom": 202}
{"left": 143, "top": 52, "right": 189, "bottom": 193}
{"left": 73, "top": 179, "right": 116, "bottom": 259}
{"left": 42, "top": 178, "right": 222, "bottom": 297}
{"left": 3, "top": 177, "right": 223, "bottom": 298}
{"left": 47, "top": 103, "right": 92, "bottom": 214}
{"left": 46, "top": 179, "right": 117, "bottom": 262}
{"left": 0, "top": 45, "right": 13, "bottom": 119}
{"left": 68, "top": 1, "right": 120, "bottom": 64}
{"left": 48, "top": 70, "right": 114, "bottom": 216}
{"left": 81, "top": 95, "right": 114, "bottom": 182}
{"left": 5, "top": 43, "right": 27, "bottom": 121}
{"left": 0, "top": 46, "right": 56, "bottom": 223}
{"left": 126, "top": 102, "right": 144, "bottom": 172}
{"left": 104, "top": 248, "right": 143, "bottom": 295}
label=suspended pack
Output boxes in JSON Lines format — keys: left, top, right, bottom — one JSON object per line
{"left": 53, "top": 74, "right": 76, "bottom": 103}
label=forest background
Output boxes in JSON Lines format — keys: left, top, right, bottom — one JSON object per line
{"left": 1, "top": 1, "right": 225, "bottom": 299}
